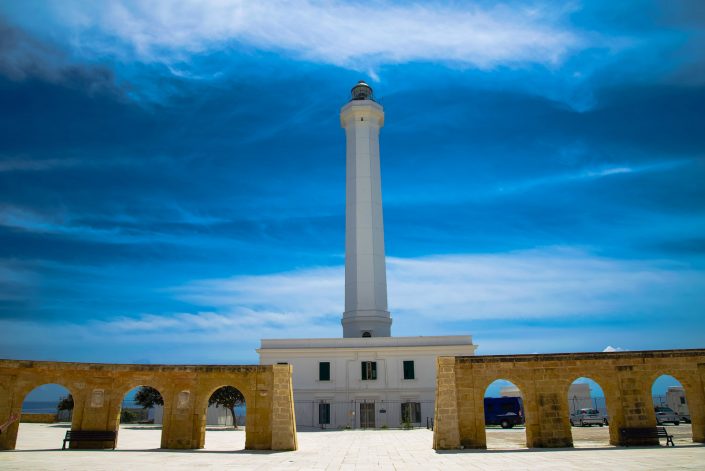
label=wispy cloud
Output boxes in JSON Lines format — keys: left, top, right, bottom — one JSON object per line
{"left": 0, "top": 205, "right": 226, "bottom": 245}
{"left": 14, "top": 1, "right": 587, "bottom": 72}
{"left": 0, "top": 157, "right": 84, "bottom": 172}
{"left": 0, "top": 262, "right": 36, "bottom": 301}
{"left": 496, "top": 159, "right": 693, "bottom": 195}
{"left": 167, "top": 247, "right": 705, "bottom": 329}
{"left": 2, "top": 247, "right": 703, "bottom": 362}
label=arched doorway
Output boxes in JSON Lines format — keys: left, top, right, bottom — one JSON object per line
{"left": 17, "top": 383, "right": 73, "bottom": 450}
{"left": 566, "top": 377, "right": 610, "bottom": 447}
{"left": 117, "top": 385, "right": 164, "bottom": 449}
{"left": 651, "top": 374, "right": 691, "bottom": 444}
{"left": 203, "top": 385, "right": 247, "bottom": 450}
{"left": 483, "top": 379, "right": 526, "bottom": 449}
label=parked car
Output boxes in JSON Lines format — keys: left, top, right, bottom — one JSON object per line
{"left": 654, "top": 406, "right": 680, "bottom": 425}
{"left": 484, "top": 397, "right": 525, "bottom": 429}
{"left": 570, "top": 408, "right": 604, "bottom": 427}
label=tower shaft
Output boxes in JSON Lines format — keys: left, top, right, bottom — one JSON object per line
{"left": 340, "top": 97, "right": 392, "bottom": 338}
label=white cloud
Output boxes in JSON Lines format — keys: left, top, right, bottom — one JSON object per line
{"left": 0, "top": 204, "right": 229, "bottom": 245}
{"left": 172, "top": 246, "right": 704, "bottom": 328}
{"left": 2, "top": 247, "right": 703, "bottom": 362}
{"left": 496, "top": 159, "right": 694, "bottom": 196}
{"left": 602, "top": 345, "right": 625, "bottom": 352}
{"left": 29, "top": 1, "right": 585, "bottom": 71}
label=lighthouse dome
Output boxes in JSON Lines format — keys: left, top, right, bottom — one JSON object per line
{"left": 351, "top": 80, "right": 373, "bottom": 101}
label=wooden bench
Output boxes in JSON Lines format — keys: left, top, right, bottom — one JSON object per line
{"left": 619, "top": 426, "right": 674, "bottom": 447}
{"left": 62, "top": 430, "right": 117, "bottom": 450}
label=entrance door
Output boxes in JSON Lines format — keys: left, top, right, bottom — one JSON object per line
{"left": 360, "top": 402, "right": 375, "bottom": 428}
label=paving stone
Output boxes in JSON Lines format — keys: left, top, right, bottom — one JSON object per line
{"left": 2, "top": 424, "right": 704, "bottom": 470}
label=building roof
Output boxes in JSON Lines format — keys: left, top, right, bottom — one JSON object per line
{"left": 259, "top": 335, "right": 474, "bottom": 350}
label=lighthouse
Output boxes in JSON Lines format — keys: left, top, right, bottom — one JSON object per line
{"left": 258, "top": 81, "right": 475, "bottom": 430}
{"left": 340, "top": 81, "right": 392, "bottom": 338}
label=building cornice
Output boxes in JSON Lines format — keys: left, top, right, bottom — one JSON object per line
{"left": 259, "top": 335, "right": 474, "bottom": 351}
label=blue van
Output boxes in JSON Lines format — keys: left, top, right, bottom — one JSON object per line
{"left": 484, "top": 397, "right": 525, "bottom": 428}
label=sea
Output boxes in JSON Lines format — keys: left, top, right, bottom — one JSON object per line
{"left": 23, "top": 400, "right": 247, "bottom": 415}
{"left": 23, "top": 401, "right": 59, "bottom": 413}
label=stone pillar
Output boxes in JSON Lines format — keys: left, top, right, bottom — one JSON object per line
{"left": 528, "top": 382, "right": 573, "bottom": 448}
{"left": 455, "top": 367, "right": 486, "bottom": 448}
{"left": 521, "top": 383, "right": 539, "bottom": 448}
{"left": 596, "top": 382, "right": 621, "bottom": 446}
{"left": 270, "top": 364, "right": 298, "bottom": 450}
{"left": 689, "top": 365, "right": 705, "bottom": 443}
{"left": 161, "top": 387, "right": 198, "bottom": 449}
{"left": 614, "top": 366, "right": 659, "bottom": 446}
{"left": 69, "top": 383, "right": 119, "bottom": 449}
{"left": 246, "top": 368, "right": 274, "bottom": 450}
{"left": 340, "top": 83, "right": 392, "bottom": 338}
{"left": 433, "top": 357, "right": 461, "bottom": 450}
{"left": 0, "top": 380, "right": 20, "bottom": 450}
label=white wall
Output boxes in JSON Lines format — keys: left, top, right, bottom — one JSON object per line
{"left": 259, "top": 339, "right": 475, "bottom": 429}
{"left": 666, "top": 387, "right": 689, "bottom": 417}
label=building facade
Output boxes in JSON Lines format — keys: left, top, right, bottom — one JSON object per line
{"left": 259, "top": 336, "right": 475, "bottom": 429}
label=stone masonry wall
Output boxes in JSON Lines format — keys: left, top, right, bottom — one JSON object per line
{"left": 20, "top": 413, "right": 56, "bottom": 423}
{"left": 433, "top": 349, "right": 705, "bottom": 449}
{"left": 0, "top": 359, "right": 297, "bottom": 451}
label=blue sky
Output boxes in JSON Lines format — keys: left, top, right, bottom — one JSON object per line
{"left": 1, "top": 1, "right": 704, "bottom": 371}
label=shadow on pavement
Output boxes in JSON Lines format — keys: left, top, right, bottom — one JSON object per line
{"left": 436, "top": 443, "right": 705, "bottom": 454}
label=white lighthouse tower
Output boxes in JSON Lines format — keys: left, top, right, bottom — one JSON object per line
{"left": 258, "top": 81, "right": 475, "bottom": 430}
{"left": 340, "top": 81, "right": 391, "bottom": 338}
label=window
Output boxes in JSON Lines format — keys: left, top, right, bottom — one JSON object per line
{"left": 403, "top": 360, "right": 415, "bottom": 380}
{"left": 401, "top": 402, "right": 421, "bottom": 423}
{"left": 680, "top": 397, "right": 686, "bottom": 405}
{"left": 362, "top": 331, "right": 372, "bottom": 338}
{"left": 318, "top": 403, "right": 330, "bottom": 425}
{"left": 501, "top": 403, "right": 514, "bottom": 413}
{"left": 319, "top": 362, "right": 330, "bottom": 381}
{"left": 361, "top": 361, "right": 377, "bottom": 380}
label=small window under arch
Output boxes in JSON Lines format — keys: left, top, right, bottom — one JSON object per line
{"left": 362, "top": 331, "right": 372, "bottom": 338}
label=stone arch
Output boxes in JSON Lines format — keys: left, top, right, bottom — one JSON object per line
{"left": 16, "top": 375, "right": 78, "bottom": 408}
{"left": 646, "top": 370, "right": 703, "bottom": 443}
{"left": 480, "top": 377, "right": 529, "bottom": 449}
{"left": 20, "top": 381, "right": 74, "bottom": 408}
{"left": 198, "top": 382, "right": 252, "bottom": 417}
{"left": 197, "top": 382, "right": 251, "bottom": 450}
{"left": 561, "top": 375, "right": 614, "bottom": 446}
{"left": 13, "top": 381, "right": 75, "bottom": 450}
{"left": 112, "top": 382, "right": 168, "bottom": 449}
{"left": 645, "top": 369, "right": 697, "bottom": 392}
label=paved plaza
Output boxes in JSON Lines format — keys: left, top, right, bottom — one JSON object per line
{"left": 1, "top": 423, "right": 704, "bottom": 470}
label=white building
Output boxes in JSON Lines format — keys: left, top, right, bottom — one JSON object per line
{"left": 151, "top": 404, "right": 242, "bottom": 427}
{"left": 258, "top": 82, "right": 476, "bottom": 429}
{"left": 259, "top": 336, "right": 475, "bottom": 429}
{"left": 666, "top": 386, "right": 690, "bottom": 420}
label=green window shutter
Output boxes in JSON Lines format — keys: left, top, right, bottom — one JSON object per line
{"left": 403, "top": 360, "right": 415, "bottom": 380}
{"left": 319, "top": 362, "right": 330, "bottom": 381}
